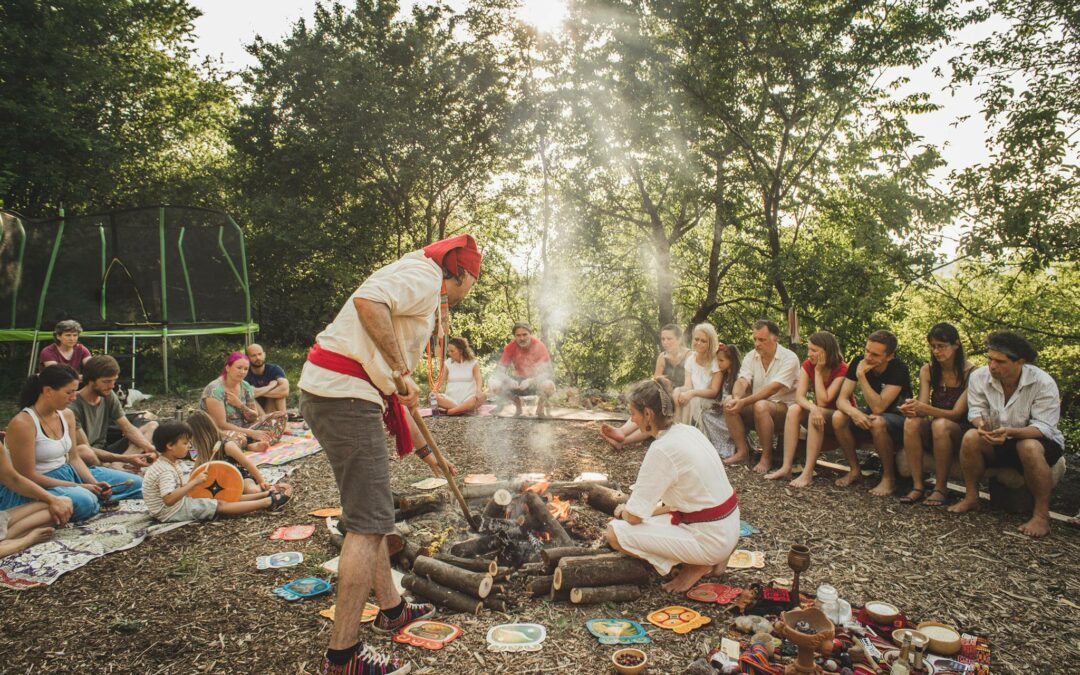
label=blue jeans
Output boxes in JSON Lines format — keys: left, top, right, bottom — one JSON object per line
{"left": 0, "top": 464, "right": 143, "bottom": 522}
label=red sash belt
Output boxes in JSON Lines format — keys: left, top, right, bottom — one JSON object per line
{"left": 670, "top": 491, "right": 738, "bottom": 525}
{"left": 306, "top": 343, "right": 414, "bottom": 458}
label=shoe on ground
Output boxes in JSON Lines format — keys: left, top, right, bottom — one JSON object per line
{"left": 371, "top": 601, "right": 435, "bottom": 634}
{"left": 322, "top": 645, "right": 411, "bottom": 675}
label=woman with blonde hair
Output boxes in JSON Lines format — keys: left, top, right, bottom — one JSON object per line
{"left": 433, "top": 337, "right": 486, "bottom": 415}
{"left": 673, "top": 324, "right": 722, "bottom": 428}
{"left": 186, "top": 410, "right": 291, "bottom": 497}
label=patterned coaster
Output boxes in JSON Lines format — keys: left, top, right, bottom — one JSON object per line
{"left": 392, "top": 620, "right": 462, "bottom": 650}
{"left": 270, "top": 525, "right": 315, "bottom": 541}
{"left": 256, "top": 551, "right": 304, "bottom": 570}
{"left": 272, "top": 577, "right": 331, "bottom": 601}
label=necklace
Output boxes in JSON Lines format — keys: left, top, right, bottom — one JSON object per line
{"left": 33, "top": 405, "right": 63, "bottom": 439}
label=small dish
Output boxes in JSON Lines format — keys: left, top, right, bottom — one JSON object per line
{"left": 891, "top": 627, "right": 929, "bottom": 648}
{"left": 611, "top": 647, "right": 648, "bottom": 674}
{"left": 865, "top": 600, "right": 900, "bottom": 625}
{"left": 916, "top": 621, "right": 962, "bottom": 656}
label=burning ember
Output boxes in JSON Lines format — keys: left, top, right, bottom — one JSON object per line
{"left": 547, "top": 495, "right": 572, "bottom": 522}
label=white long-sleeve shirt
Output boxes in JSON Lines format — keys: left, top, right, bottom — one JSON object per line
{"left": 967, "top": 364, "right": 1064, "bottom": 449}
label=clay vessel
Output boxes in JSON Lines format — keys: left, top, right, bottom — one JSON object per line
{"left": 787, "top": 544, "right": 811, "bottom": 573}
{"left": 774, "top": 607, "right": 835, "bottom": 675}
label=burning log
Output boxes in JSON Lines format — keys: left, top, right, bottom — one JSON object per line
{"left": 432, "top": 553, "right": 499, "bottom": 575}
{"left": 526, "top": 575, "right": 554, "bottom": 598}
{"left": 402, "top": 574, "right": 481, "bottom": 614}
{"left": 395, "top": 492, "right": 444, "bottom": 511}
{"left": 412, "top": 555, "right": 494, "bottom": 598}
{"left": 541, "top": 546, "right": 605, "bottom": 571}
{"left": 461, "top": 482, "right": 512, "bottom": 500}
{"left": 521, "top": 492, "right": 574, "bottom": 547}
{"left": 570, "top": 585, "right": 642, "bottom": 605}
{"left": 482, "top": 489, "right": 513, "bottom": 520}
{"left": 545, "top": 480, "right": 615, "bottom": 499}
{"left": 585, "top": 484, "right": 628, "bottom": 516}
{"left": 553, "top": 554, "right": 650, "bottom": 591}
{"left": 462, "top": 480, "right": 615, "bottom": 501}
{"left": 448, "top": 535, "right": 499, "bottom": 558}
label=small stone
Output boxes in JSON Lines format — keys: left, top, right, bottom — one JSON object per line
{"left": 823, "top": 658, "right": 838, "bottom": 671}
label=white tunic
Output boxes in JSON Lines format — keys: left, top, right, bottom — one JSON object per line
{"left": 610, "top": 424, "right": 740, "bottom": 574}
{"left": 443, "top": 358, "right": 478, "bottom": 404}
{"left": 299, "top": 251, "right": 441, "bottom": 407}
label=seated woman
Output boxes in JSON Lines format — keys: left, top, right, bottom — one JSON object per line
{"left": 606, "top": 377, "right": 740, "bottom": 593}
{"left": 674, "top": 323, "right": 722, "bottom": 429}
{"left": 0, "top": 366, "right": 142, "bottom": 522}
{"left": 766, "top": 331, "right": 850, "bottom": 487}
{"left": 0, "top": 439, "right": 74, "bottom": 558}
{"left": 701, "top": 342, "right": 744, "bottom": 458}
{"left": 602, "top": 324, "right": 689, "bottom": 450}
{"left": 898, "top": 323, "right": 975, "bottom": 505}
{"left": 38, "top": 319, "right": 92, "bottom": 375}
{"left": 433, "top": 337, "right": 486, "bottom": 415}
{"left": 199, "top": 352, "right": 287, "bottom": 452}
{"left": 186, "top": 410, "right": 291, "bottom": 496}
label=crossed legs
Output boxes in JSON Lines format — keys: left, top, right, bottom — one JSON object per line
{"left": 724, "top": 401, "right": 786, "bottom": 473}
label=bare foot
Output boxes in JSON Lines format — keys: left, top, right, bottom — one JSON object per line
{"left": 869, "top": 480, "right": 894, "bottom": 497}
{"left": 601, "top": 434, "right": 624, "bottom": 450}
{"left": 789, "top": 473, "right": 813, "bottom": 489}
{"left": 600, "top": 423, "right": 626, "bottom": 443}
{"left": 1019, "top": 515, "right": 1051, "bottom": 538}
{"left": 835, "top": 470, "right": 861, "bottom": 487}
{"left": 723, "top": 452, "right": 750, "bottom": 466}
{"left": 947, "top": 497, "right": 981, "bottom": 514}
{"left": 272, "top": 482, "right": 293, "bottom": 497}
{"left": 763, "top": 468, "right": 791, "bottom": 481}
{"left": 709, "top": 561, "right": 728, "bottom": 576}
{"left": 1, "top": 526, "right": 56, "bottom": 557}
{"left": 660, "top": 563, "right": 714, "bottom": 593}
{"left": 752, "top": 459, "right": 771, "bottom": 474}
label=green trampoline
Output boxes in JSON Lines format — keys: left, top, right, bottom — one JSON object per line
{"left": 0, "top": 205, "right": 258, "bottom": 390}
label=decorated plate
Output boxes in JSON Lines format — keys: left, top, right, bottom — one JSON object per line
{"left": 486, "top": 623, "right": 547, "bottom": 652}
{"left": 646, "top": 606, "right": 711, "bottom": 634}
{"left": 270, "top": 525, "right": 316, "bottom": 541}
{"left": 464, "top": 474, "right": 499, "bottom": 485}
{"left": 392, "top": 620, "right": 462, "bottom": 650}
{"left": 273, "top": 577, "right": 332, "bottom": 601}
{"left": 411, "top": 477, "right": 448, "bottom": 490}
{"left": 319, "top": 602, "right": 379, "bottom": 623}
{"left": 256, "top": 551, "right": 304, "bottom": 570}
{"left": 585, "top": 619, "right": 652, "bottom": 645}
{"left": 686, "top": 583, "right": 743, "bottom": 604}
{"left": 728, "top": 549, "right": 766, "bottom": 569}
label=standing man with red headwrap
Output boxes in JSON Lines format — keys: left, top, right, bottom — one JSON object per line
{"left": 299, "top": 234, "right": 481, "bottom": 675}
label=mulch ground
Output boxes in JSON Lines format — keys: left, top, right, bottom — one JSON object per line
{"left": 1, "top": 413, "right": 1078, "bottom": 674}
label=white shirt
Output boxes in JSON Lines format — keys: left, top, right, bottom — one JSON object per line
{"left": 624, "top": 424, "right": 735, "bottom": 520}
{"left": 299, "top": 252, "right": 441, "bottom": 406}
{"left": 967, "top": 364, "right": 1064, "bottom": 449}
{"left": 143, "top": 459, "right": 184, "bottom": 520}
{"left": 686, "top": 356, "right": 720, "bottom": 391}
{"left": 737, "top": 344, "right": 800, "bottom": 403}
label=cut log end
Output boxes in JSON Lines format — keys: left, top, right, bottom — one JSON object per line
{"left": 570, "top": 584, "right": 642, "bottom": 604}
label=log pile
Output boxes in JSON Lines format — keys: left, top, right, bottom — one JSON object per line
{"left": 401, "top": 554, "right": 502, "bottom": 615}
{"left": 548, "top": 552, "right": 648, "bottom": 605}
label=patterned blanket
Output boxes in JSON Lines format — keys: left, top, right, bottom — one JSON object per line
{"left": 0, "top": 464, "right": 290, "bottom": 590}
{"left": 244, "top": 423, "right": 323, "bottom": 466}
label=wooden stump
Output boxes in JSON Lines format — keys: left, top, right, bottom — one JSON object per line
{"left": 412, "top": 555, "right": 494, "bottom": 598}
{"left": 402, "top": 574, "right": 482, "bottom": 614}
{"left": 585, "top": 484, "right": 628, "bottom": 516}
{"left": 570, "top": 585, "right": 642, "bottom": 604}
{"left": 553, "top": 554, "right": 650, "bottom": 590}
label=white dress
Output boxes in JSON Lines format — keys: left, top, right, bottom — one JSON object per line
{"left": 675, "top": 357, "right": 720, "bottom": 428}
{"left": 443, "top": 358, "right": 478, "bottom": 405}
{"left": 609, "top": 424, "right": 740, "bottom": 575}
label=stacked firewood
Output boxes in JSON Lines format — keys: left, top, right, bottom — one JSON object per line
{"left": 525, "top": 547, "right": 648, "bottom": 605}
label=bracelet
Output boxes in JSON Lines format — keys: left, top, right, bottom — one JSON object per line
{"left": 415, "top": 445, "right": 433, "bottom": 460}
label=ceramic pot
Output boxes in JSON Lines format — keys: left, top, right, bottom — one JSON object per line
{"left": 611, "top": 647, "right": 648, "bottom": 675}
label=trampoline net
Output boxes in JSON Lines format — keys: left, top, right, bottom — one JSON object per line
{"left": 1, "top": 206, "right": 253, "bottom": 336}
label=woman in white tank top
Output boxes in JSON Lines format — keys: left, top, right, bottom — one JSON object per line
{"left": 0, "top": 365, "right": 143, "bottom": 522}
{"left": 433, "top": 337, "right": 486, "bottom": 415}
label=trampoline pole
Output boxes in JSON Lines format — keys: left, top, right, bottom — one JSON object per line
{"left": 163, "top": 330, "right": 170, "bottom": 393}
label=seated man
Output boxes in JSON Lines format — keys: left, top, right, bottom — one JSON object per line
{"left": 723, "top": 320, "right": 800, "bottom": 473}
{"left": 948, "top": 332, "right": 1064, "bottom": 538}
{"left": 71, "top": 355, "right": 157, "bottom": 470}
{"left": 489, "top": 322, "right": 556, "bottom": 416}
{"left": 833, "top": 330, "right": 912, "bottom": 496}
{"left": 244, "top": 343, "right": 290, "bottom": 414}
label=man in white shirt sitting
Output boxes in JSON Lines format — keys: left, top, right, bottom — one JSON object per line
{"left": 723, "top": 320, "right": 800, "bottom": 473}
{"left": 949, "top": 332, "right": 1064, "bottom": 539}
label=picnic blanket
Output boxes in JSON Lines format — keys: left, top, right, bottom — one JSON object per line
{"left": 245, "top": 423, "right": 322, "bottom": 466}
{"left": 0, "top": 464, "right": 291, "bottom": 590}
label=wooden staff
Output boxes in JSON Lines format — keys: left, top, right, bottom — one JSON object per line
{"left": 392, "top": 371, "right": 478, "bottom": 530}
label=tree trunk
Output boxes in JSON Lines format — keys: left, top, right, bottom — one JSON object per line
{"left": 570, "top": 585, "right": 643, "bottom": 605}
{"left": 402, "top": 574, "right": 482, "bottom": 614}
{"left": 526, "top": 575, "right": 554, "bottom": 597}
{"left": 585, "top": 484, "right": 629, "bottom": 516}
{"left": 653, "top": 231, "right": 674, "bottom": 328}
{"left": 541, "top": 546, "right": 604, "bottom": 571}
{"left": 521, "top": 492, "right": 574, "bottom": 547}
{"left": 553, "top": 554, "right": 650, "bottom": 590}
{"left": 483, "top": 596, "right": 508, "bottom": 612}
{"left": 412, "top": 555, "right": 493, "bottom": 598}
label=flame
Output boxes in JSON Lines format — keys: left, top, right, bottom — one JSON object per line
{"left": 539, "top": 531, "right": 552, "bottom": 542}
{"left": 525, "top": 480, "right": 550, "bottom": 495}
{"left": 547, "top": 495, "right": 572, "bottom": 522}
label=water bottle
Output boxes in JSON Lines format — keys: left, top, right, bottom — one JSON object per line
{"left": 174, "top": 404, "right": 183, "bottom": 421}
{"left": 429, "top": 392, "right": 439, "bottom": 416}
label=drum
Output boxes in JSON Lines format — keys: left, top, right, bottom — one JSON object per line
{"left": 188, "top": 461, "right": 245, "bottom": 502}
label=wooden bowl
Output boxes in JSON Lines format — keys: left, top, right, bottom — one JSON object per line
{"left": 916, "top": 621, "right": 962, "bottom": 656}
{"left": 891, "top": 628, "right": 930, "bottom": 649}
{"left": 611, "top": 647, "right": 648, "bottom": 674}
{"left": 865, "top": 600, "right": 900, "bottom": 625}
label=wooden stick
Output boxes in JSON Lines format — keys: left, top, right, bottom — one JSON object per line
{"left": 392, "top": 371, "right": 477, "bottom": 529}
{"left": 541, "top": 546, "right": 604, "bottom": 571}
{"left": 396, "top": 492, "right": 445, "bottom": 511}
{"left": 570, "top": 584, "right": 642, "bottom": 604}
{"left": 462, "top": 479, "right": 615, "bottom": 501}
{"left": 553, "top": 554, "right": 650, "bottom": 590}
{"left": 432, "top": 553, "right": 499, "bottom": 575}
{"left": 402, "top": 574, "right": 482, "bottom": 614}
{"left": 394, "top": 498, "right": 443, "bottom": 521}
{"left": 521, "top": 491, "right": 574, "bottom": 547}
{"left": 412, "top": 555, "right": 493, "bottom": 598}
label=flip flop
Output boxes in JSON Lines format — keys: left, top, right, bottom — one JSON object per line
{"left": 923, "top": 490, "right": 950, "bottom": 507}
{"left": 898, "top": 488, "right": 930, "bottom": 505}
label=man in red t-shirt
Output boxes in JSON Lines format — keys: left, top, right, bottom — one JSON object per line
{"left": 491, "top": 322, "right": 556, "bottom": 416}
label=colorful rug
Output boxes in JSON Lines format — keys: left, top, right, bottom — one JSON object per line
{"left": 245, "top": 424, "right": 323, "bottom": 466}
{"left": 0, "top": 464, "right": 291, "bottom": 590}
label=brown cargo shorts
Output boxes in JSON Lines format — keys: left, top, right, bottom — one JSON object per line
{"left": 299, "top": 392, "right": 395, "bottom": 535}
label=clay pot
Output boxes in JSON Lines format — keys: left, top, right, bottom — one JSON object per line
{"left": 611, "top": 647, "right": 647, "bottom": 674}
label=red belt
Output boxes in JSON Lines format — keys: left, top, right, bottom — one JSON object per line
{"left": 306, "top": 343, "right": 414, "bottom": 458}
{"left": 670, "top": 491, "right": 738, "bottom": 525}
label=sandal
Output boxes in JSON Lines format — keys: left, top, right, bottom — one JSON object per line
{"left": 899, "top": 488, "right": 930, "bottom": 505}
{"left": 923, "top": 490, "right": 949, "bottom": 507}
{"left": 269, "top": 490, "right": 291, "bottom": 512}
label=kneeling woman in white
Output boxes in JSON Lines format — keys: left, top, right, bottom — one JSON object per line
{"left": 606, "top": 377, "right": 740, "bottom": 593}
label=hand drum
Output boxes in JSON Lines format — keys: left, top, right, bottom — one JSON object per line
{"left": 189, "top": 461, "right": 245, "bottom": 502}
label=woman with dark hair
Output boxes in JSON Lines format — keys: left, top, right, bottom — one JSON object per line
{"left": 433, "top": 337, "right": 486, "bottom": 415}
{"left": 898, "top": 323, "right": 975, "bottom": 505}
{"left": 601, "top": 324, "right": 689, "bottom": 450}
{"left": 39, "top": 319, "right": 92, "bottom": 373}
{"left": 200, "top": 351, "right": 287, "bottom": 451}
{"left": 766, "top": 331, "right": 852, "bottom": 487}
{"left": 605, "top": 376, "right": 740, "bottom": 594}
{"left": 0, "top": 366, "right": 142, "bottom": 522}
{"left": 701, "top": 343, "right": 745, "bottom": 458}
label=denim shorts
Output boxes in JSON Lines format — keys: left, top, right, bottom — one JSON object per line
{"left": 299, "top": 392, "right": 395, "bottom": 535}
{"left": 854, "top": 406, "right": 905, "bottom": 442}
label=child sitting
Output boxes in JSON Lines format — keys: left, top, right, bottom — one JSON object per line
{"left": 186, "top": 410, "right": 292, "bottom": 497}
{"left": 144, "top": 421, "right": 289, "bottom": 522}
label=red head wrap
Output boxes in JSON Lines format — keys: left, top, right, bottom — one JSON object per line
{"left": 422, "top": 234, "right": 482, "bottom": 280}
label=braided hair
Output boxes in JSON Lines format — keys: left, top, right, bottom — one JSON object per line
{"left": 627, "top": 376, "right": 676, "bottom": 432}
